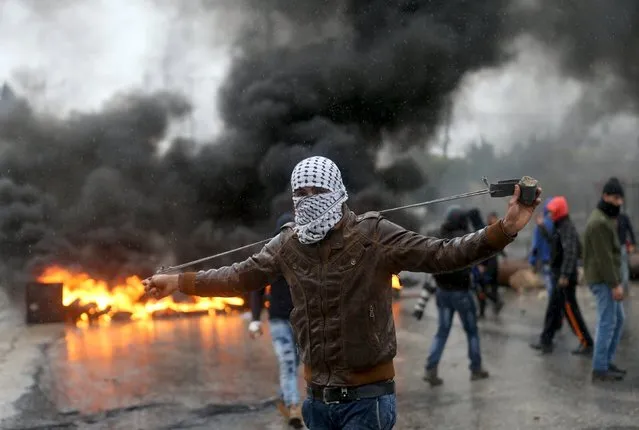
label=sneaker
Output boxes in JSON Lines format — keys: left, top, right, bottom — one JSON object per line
{"left": 470, "top": 369, "right": 490, "bottom": 381}
{"left": 288, "top": 404, "right": 303, "bottom": 429}
{"left": 571, "top": 344, "right": 593, "bottom": 356}
{"left": 609, "top": 363, "right": 627, "bottom": 375}
{"left": 423, "top": 368, "right": 443, "bottom": 386}
{"left": 529, "top": 342, "right": 553, "bottom": 354}
{"left": 592, "top": 370, "right": 623, "bottom": 382}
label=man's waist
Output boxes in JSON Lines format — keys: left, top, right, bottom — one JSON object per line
{"left": 304, "top": 361, "right": 395, "bottom": 386}
{"left": 307, "top": 380, "right": 395, "bottom": 404}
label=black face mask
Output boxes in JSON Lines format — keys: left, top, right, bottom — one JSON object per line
{"left": 597, "top": 199, "right": 621, "bottom": 218}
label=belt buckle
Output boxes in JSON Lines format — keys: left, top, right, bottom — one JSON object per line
{"left": 323, "top": 387, "right": 348, "bottom": 404}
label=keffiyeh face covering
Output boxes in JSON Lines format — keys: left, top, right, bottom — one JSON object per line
{"left": 291, "top": 156, "right": 349, "bottom": 244}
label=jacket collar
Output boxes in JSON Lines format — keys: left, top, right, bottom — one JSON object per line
{"left": 324, "top": 205, "right": 354, "bottom": 250}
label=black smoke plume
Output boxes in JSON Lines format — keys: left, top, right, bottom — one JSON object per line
{"left": 524, "top": 0, "right": 639, "bottom": 111}
{"left": 0, "top": 0, "right": 513, "bottom": 286}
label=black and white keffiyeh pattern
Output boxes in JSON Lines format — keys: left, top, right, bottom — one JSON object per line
{"left": 291, "top": 156, "right": 348, "bottom": 244}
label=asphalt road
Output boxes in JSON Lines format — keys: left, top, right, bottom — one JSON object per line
{"left": 1, "top": 285, "right": 638, "bottom": 430}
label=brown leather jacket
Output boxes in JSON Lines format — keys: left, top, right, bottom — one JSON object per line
{"left": 179, "top": 207, "right": 515, "bottom": 387}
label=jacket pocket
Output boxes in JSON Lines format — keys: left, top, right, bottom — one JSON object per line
{"left": 342, "top": 302, "right": 383, "bottom": 370}
{"left": 333, "top": 242, "right": 366, "bottom": 272}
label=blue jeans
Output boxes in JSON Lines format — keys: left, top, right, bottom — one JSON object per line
{"left": 302, "top": 394, "right": 396, "bottom": 430}
{"left": 620, "top": 247, "right": 629, "bottom": 294}
{"left": 269, "top": 318, "right": 300, "bottom": 406}
{"left": 590, "top": 284, "right": 625, "bottom": 372}
{"left": 426, "top": 290, "right": 482, "bottom": 371}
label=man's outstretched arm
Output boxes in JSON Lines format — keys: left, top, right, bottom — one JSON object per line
{"left": 379, "top": 185, "right": 541, "bottom": 274}
{"left": 143, "top": 234, "right": 285, "bottom": 299}
{"left": 379, "top": 218, "right": 515, "bottom": 274}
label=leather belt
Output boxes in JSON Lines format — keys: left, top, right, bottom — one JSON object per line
{"left": 307, "top": 380, "right": 395, "bottom": 404}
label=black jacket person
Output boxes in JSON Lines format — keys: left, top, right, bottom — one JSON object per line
{"left": 424, "top": 206, "right": 490, "bottom": 386}
{"left": 531, "top": 196, "right": 594, "bottom": 354}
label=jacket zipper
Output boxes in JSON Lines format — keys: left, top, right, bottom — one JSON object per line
{"left": 318, "top": 244, "right": 331, "bottom": 385}
{"left": 317, "top": 243, "right": 331, "bottom": 385}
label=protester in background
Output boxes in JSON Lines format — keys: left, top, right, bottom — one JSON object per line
{"left": 143, "top": 156, "right": 541, "bottom": 429}
{"left": 529, "top": 197, "right": 555, "bottom": 296}
{"left": 617, "top": 209, "right": 636, "bottom": 296}
{"left": 583, "top": 178, "right": 626, "bottom": 382}
{"left": 463, "top": 208, "right": 503, "bottom": 316}
{"left": 476, "top": 212, "right": 505, "bottom": 317}
{"left": 413, "top": 272, "right": 437, "bottom": 321}
{"left": 530, "top": 196, "right": 594, "bottom": 355}
{"left": 424, "top": 206, "right": 490, "bottom": 386}
{"left": 249, "top": 212, "right": 303, "bottom": 428}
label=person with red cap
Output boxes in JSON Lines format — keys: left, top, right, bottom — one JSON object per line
{"left": 530, "top": 196, "right": 594, "bottom": 355}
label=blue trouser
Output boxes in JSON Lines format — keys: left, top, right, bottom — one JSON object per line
{"left": 302, "top": 394, "right": 396, "bottom": 430}
{"left": 620, "top": 247, "right": 630, "bottom": 294}
{"left": 590, "top": 283, "right": 625, "bottom": 372}
{"left": 269, "top": 318, "right": 300, "bottom": 406}
{"left": 426, "top": 289, "right": 482, "bottom": 371}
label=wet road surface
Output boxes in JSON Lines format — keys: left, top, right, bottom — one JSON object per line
{"left": 2, "top": 286, "right": 639, "bottom": 429}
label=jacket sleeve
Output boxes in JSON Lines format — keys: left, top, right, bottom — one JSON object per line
{"left": 558, "top": 223, "right": 578, "bottom": 279}
{"left": 529, "top": 226, "right": 540, "bottom": 266}
{"left": 537, "top": 224, "right": 552, "bottom": 242}
{"left": 626, "top": 216, "right": 636, "bottom": 245}
{"left": 178, "top": 235, "right": 284, "bottom": 297}
{"left": 586, "top": 220, "right": 620, "bottom": 287}
{"left": 376, "top": 217, "right": 515, "bottom": 274}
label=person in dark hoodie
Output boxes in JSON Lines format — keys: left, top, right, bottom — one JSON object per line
{"left": 249, "top": 212, "right": 302, "bottom": 428}
{"left": 424, "top": 206, "right": 490, "bottom": 386}
{"left": 530, "top": 196, "right": 594, "bottom": 355}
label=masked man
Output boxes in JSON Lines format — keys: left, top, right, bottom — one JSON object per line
{"left": 144, "top": 156, "right": 541, "bottom": 430}
{"left": 584, "top": 177, "right": 627, "bottom": 382}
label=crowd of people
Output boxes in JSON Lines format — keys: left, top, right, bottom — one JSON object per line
{"left": 414, "top": 177, "right": 634, "bottom": 385}
{"left": 143, "top": 158, "right": 633, "bottom": 430}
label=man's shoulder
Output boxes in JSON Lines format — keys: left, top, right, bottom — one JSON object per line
{"left": 586, "top": 213, "right": 608, "bottom": 228}
{"left": 585, "top": 212, "right": 611, "bottom": 234}
{"left": 274, "top": 223, "right": 297, "bottom": 248}
{"left": 353, "top": 211, "right": 382, "bottom": 223}
{"left": 349, "top": 211, "right": 383, "bottom": 237}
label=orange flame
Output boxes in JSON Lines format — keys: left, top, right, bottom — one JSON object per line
{"left": 37, "top": 266, "right": 244, "bottom": 327}
{"left": 392, "top": 274, "right": 402, "bottom": 290}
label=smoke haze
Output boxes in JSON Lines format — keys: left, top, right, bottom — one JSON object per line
{"left": 1, "top": 0, "right": 639, "bottom": 285}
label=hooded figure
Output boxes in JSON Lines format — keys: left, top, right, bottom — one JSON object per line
{"left": 431, "top": 207, "right": 473, "bottom": 291}
{"left": 530, "top": 196, "right": 594, "bottom": 356}
{"left": 424, "top": 205, "right": 490, "bottom": 386}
